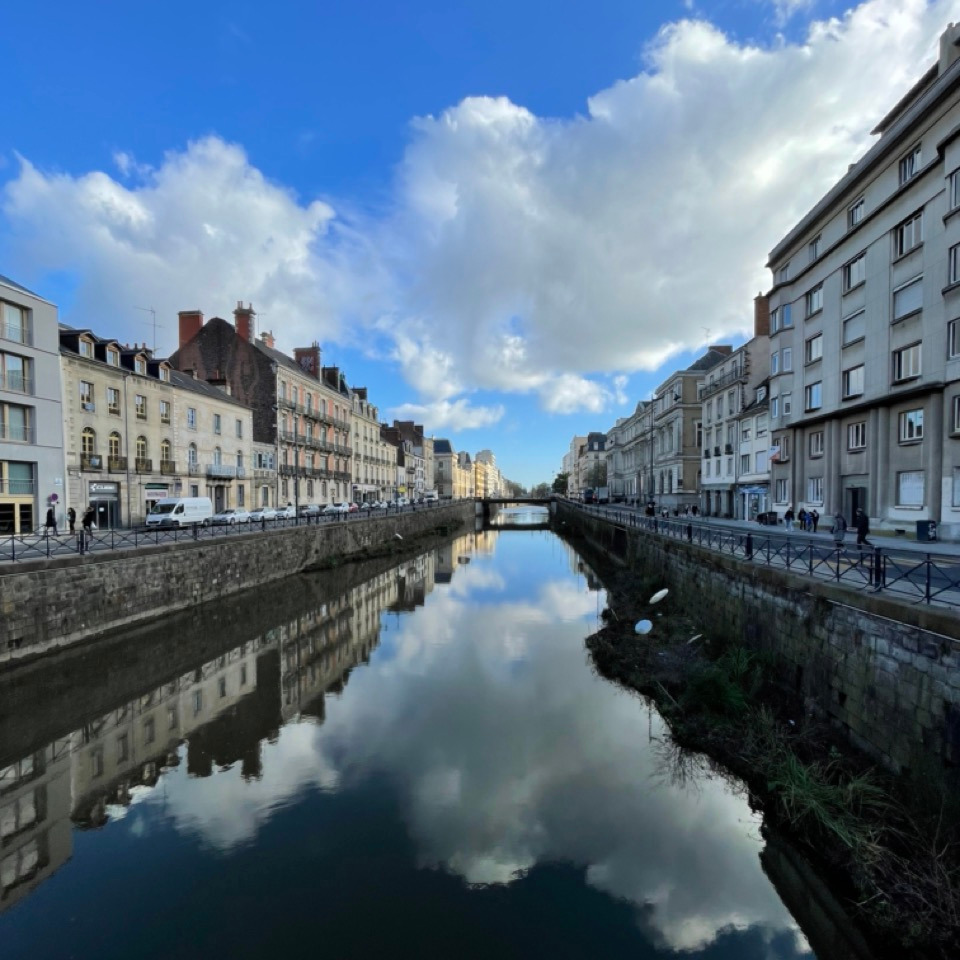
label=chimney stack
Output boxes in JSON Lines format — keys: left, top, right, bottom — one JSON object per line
{"left": 260, "top": 330, "right": 275, "bottom": 349}
{"left": 234, "top": 301, "right": 256, "bottom": 342}
{"left": 178, "top": 310, "right": 204, "bottom": 350}
{"left": 753, "top": 292, "right": 770, "bottom": 337}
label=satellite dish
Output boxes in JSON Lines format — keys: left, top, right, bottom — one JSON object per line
{"left": 649, "top": 588, "right": 669, "bottom": 605}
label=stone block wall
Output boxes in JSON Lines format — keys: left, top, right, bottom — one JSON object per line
{"left": 558, "top": 502, "right": 960, "bottom": 771}
{"left": 0, "top": 503, "right": 471, "bottom": 669}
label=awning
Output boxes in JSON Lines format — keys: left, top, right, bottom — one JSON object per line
{"left": 739, "top": 485, "right": 769, "bottom": 495}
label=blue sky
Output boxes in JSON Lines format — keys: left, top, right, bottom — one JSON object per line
{"left": 0, "top": 0, "right": 951, "bottom": 486}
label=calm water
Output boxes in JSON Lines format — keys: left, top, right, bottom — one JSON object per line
{"left": 0, "top": 514, "right": 822, "bottom": 959}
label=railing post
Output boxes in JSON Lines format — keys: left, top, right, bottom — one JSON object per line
{"left": 872, "top": 547, "right": 882, "bottom": 589}
{"left": 77, "top": 530, "right": 84, "bottom": 556}
{"left": 745, "top": 533, "right": 753, "bottom": 559}
{"left": 686, "top": 523, "right": 692, "bottom": 542}
{"left": 785, "top": 538, "right": 791, "bottom": 570}
{"left": 925, "top": 553, "right": 932, "bottom": 603}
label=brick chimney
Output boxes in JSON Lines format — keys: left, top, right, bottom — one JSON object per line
{"left": 753, "top": 292, "right": 770, "bottom": 337}
{"left": 259, "top": 330, "right": 275, "bottom": 349}
{"left": 709, "top": 344, "right": 733, "bottom": 356}
{"left": 294, "top": 344, "right": 321, "bottom": 379}
{"left": 178, "top": 310, "right": 203, "bottom": 349}
{"left": 234, "top": 301, "right": 256, "bottom": 342}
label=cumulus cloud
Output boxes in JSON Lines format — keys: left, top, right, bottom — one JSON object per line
{"left": 1, "top": 0, "right": 952, "bottom": 421}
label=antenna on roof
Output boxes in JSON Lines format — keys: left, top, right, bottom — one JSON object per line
{"left": 701, "top": 326, "right": 712, "bottom": 343}
{"left": 135, "top": 306, "right": 163, "bottom": 353}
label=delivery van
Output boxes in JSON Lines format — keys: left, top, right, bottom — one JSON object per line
{"left": 145, "top": 497, "right": 214, "bottom": 528}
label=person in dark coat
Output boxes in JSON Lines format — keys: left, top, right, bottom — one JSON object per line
{"left": 44, "top": 507, "right": 58, "bottom": 535}
{"left": 811, "top": 508, "right": 820, "bottom": 533}
{"left": 67, "top": 506, "right": 76, "bottom": 533}
{"left": 832, "top": 510, "right": 847, "bottom": 547}
{"left": 797, "top": 508, "right": 807, "bottom": 531}
{"left": 784, "top": 507, "right": 795, "bottom": 531}
{"left": 855, "top": 508, "right": 871, "bottom": 549}
{"left": 82, "top": 506, "right": 95, "bottom": 533}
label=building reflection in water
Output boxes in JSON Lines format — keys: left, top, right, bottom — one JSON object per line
{"left": 0, "top": 533, "right": 485, "bottom": 914}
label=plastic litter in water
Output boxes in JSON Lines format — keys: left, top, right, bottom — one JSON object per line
{"left": 649, "top": 588, "right": 669, "bottom": 605}
{"left": 634, "top": 619, "right": 653, "bottom": 635}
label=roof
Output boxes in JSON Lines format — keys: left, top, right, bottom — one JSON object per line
{"left": 687, "top": 347, "right": 732, "bottom": 373}
{"left": 169, "top": 369, "right": 251, "bottom": 409}
{"left": 433, "top": 439, "right": 453, "bottom": 455}
{"left": 0, "top": 273, "right": 48, "bottom": 301}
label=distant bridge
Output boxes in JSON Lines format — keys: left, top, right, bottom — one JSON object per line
{"left": 482, "top": 497, "right": 552, "bottom": 506}
{"left": 478, "top": 497, "right": 555, "bottom": 523}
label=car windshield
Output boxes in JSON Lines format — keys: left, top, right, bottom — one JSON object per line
{"left": 220, "top": 510, "right": 235, "bottom": 515}
{"left": 150, "top": 503, "right": 176, "bottom": 514}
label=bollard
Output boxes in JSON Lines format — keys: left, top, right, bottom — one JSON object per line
{"left": 78, "top": 530, "right": 85, "bottom": 555}
{"left": 686, "top": 523, "right": 692, "bottom": 542}
{"left": 872, "top": 546, "right": 883, "bottom": 588}
{"left": 745, "top": 533, "right": 753, "bottom": 559}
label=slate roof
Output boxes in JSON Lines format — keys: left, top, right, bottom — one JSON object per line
{"left": 433, "top": 439, "right": 453, "bottom": 455}
{"left": 169, "top": 369, "right": 251, "bottom": 409}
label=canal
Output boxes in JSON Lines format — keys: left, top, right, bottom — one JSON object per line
{"left": 0, "top": 511, "right": 842, "bottom": 958}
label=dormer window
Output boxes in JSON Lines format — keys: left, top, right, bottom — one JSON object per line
{"left": 106, "top": 347, "right": 120, "bottom": 367}
{"left": 135, "top": 357, "right": 146, "bottom": 375}
{"left": 79, "top": 338, "right": 94, "bottom": 358}
{"left": 756, "top": 387, "right": 767, "bottom": 403}
{"left": 159, "top": 366, "right": 170, "bottom": 382}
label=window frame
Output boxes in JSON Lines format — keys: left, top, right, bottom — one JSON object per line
{"left": 842, "top": 252, "right": 866, "bottom": 290}
{"left": 804, "top": 381, "right": 822, "bottom": 412}
{"left": 847, "top": 421, "right": 866, "bottom": 450}
{"left": 848, "top": 197, "right": 865, "bottom": 228}
{"left": 809, "top": 430, "right": 824, "bottom": 458}
{"left": 892, "top": 342, "right": 922, "bottom": 383}
{"left": 805, "top": 333, "right": 823, "bottom": 364}
{"left": 842, "top": 364, "right": 865, "bottom": 399}
{"left": 898, "top": 408, "right": 924, "bottom": 442}
{"left": 894, "top": 210, "right": 923, "bottom": 258}
{"left": 898, "top": 143, "right": 921, "bottom": 185}
{"left": 896, "top": 470, "right": 924, "bottom": 507}
{"left": 805, "top": 283, "right": 823, "bottom": 318}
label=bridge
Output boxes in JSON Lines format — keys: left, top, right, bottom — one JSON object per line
{"left": 478, "top": 497, "right": 555, "bottom": 523}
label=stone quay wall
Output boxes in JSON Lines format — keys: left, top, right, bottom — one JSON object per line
{"left": 0, "top": 503, "right": 472, "bottom": 669}
{"left": 557, "top": 501, "right": 960, "bottom": 772}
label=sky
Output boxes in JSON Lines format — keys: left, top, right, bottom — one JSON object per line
{"left": 0, "top": 0, "right": 956, "bottom": 487}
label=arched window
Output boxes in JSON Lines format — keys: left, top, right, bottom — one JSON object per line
{"left": 188, "top": 443, "right": 198, "bottom": 465}
{"left": 136, "top": 436, "right": 148, "bottom": 460}
{"left": 109, "top": 432, "right": 122, "bottom": 458}
{"left": 213, "top": 446, "right": 222, "bottom": 466}
{"left": 81, "top": 427, "right": 96, "bottom": 457}
{"left": 161, "top": 439, "right": 172, "bottom": 463}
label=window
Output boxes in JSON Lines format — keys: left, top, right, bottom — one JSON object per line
{"left": 756, "top": 415, "right": 767, "bottom": 438}
{"left": 81, "top": 427, "right": 96, "bottom": 457}
{"left": 755, "top": 451, "right": 766, "bottom": 473}
{"left": 109, "top": 432, "right": 121, "bottom": 457}
{"left": 135, "top": 357, "right": 146, "bottom": 375}
{"left": 848, "top": 197, "right": 864, "bottom": 227}
{"left": 136, "top": 436, "right": 147, "bottom": 460}
{"left": 841, "top": 364, "right": 864, "bottom": 398}
{"left": 158, "top": 400, "right": 170, "bottom": 424}
{"left": 778, "top": 436, "right": 790, "bottom": 461}
{"left": 740, "top": 454, "right": 749, "bottom": 474}
{"left": 213, "top": 414, "right": 222, "bottom": 435}
{"left": 159, "top": 367, "right": 170, "bottom": 382}
{"left": 895, "top": 211, "right": 923, "bottom": 257}
{"left": 187, "top": 407, "right": 197, "bottom": 429}
{"left": 805, "top": 334, "right": 823, "bottom": 363}
{"left": 238, "top": 485, "right": 245, "bottom": 507}
{"left": 778, "top": 262, "right": 790, "bottom": 282}
{"left": 899, "top": 144, "right": 921, "bottom": 184}
{"left": 893, "top": 343, "right": 921, "bottom": 382}
{"left": 843, "top": 310, "right": 865, "bottom": 345}
{"left": 107, "top": 387, "right": 120, "bottom": 415}
{"left": 808, "top": 235, "right": 821, "bottom": 261}
{"left": 79, "top": 380, "right": 94, "bottom": 411}
{"left": 775, "top": 479, "right": 788, "bottom": 503}
{"left": 954, "top": 396, "right": 960, "bottom": 432}
{"left": 236, "top": 450, "right": 243, "bottom": 469}
{"left": 899, "top": 408, "right": 924, "bottom": 441}
{"left": 0, "top": 351, "right": 33, "bottom": 395}
{"left": 79, "top": 338, "right": 93, "bottom": 358}
{"left": 741, "top": 423, "right": 751, "bottom": 442}
{"left": 782, "top": 347, "right": 793, "bottom": 372}
{"left": 161, "top": 439, "right": 172, "bottom": 463}
{"left": 236, "top": 418, "right": 243, "bottom": 438}
{"left": 106, "top": 347, "right": 119, "bottom": 367}
{"left": 213, "top": 446, "right": 222, "bottom": 466}
{"left": 951, "top": 244, "right": 960, "bottom": 286}
{"left": 705, "top": 460, "right": 711, "bottom": 478}
{"left": 808, "top": 477, "right": 823, "bottom": 504}
{"left": 770, "top": 396, "right": 779, "bottom": 418}
{"left": 951, "top": 169, "right": 960, "bottom": 210}
{"left": 771, "top": 351, "right": 780, "bottom": 375}
{"left": 805, "top": 284, "right": 823, "bottom": 317}
{"left": 897, "top": 470, "right": 924, "bottom": 506}
{"left": 809, "top": 431, "right": 824, "bottom": 457}
{"left": 843, "top": 252, "right": 866, "bottom": 289}
{"left": 893, "top": 276, "right": 922, "bottom": 320}
{"left": 770, "top": 308, "right": 779, "bottom": 333}
{"left": 727, "top": 390, "right": 735, "bottom": 416}
{"left": 135, "top": 394, "right": 147, "bottom": 420}
{"left": 781, "top": 304, "right": 793, "bottom": 328}
{"left": 188, "top": 443, "right": 198, "bottom": 466}
{"left": 1, "top": 301, "right": 31, "bottom": 344}
{"left": 804, "top": 382, "right": 822, "bottom": 411}
{"left": 848, "top": 421, "right": 866, "bottom": 450}
{"left": 950, "top": 319, "right": 960, "bottom": 359}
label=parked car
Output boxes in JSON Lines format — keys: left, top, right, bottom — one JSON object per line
{"left": 396, "top": 497, "right": 410, "bottom": 508}
{"left": 249, "top": 506, "right": 278, "bottom": 522}
{"left": 348, "top": 502, "right": 360, "bottom": 513}
{"left": 359, "top": 501, "right": 375, "bottom": 511}
{"left": 275, "top": 504, "right": 296, "bottom": 520}
{"left": 323, "top": 502, "right": 350, "bottom": 515}
{"left": 209, "top": 508, "right": 250, "bottom": 525}
{"left": 298, "top": 503, "right": 322, "bottom": 518}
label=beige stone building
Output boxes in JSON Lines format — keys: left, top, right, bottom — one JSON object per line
{"left": 351, "top": 388, "right": 392, "bottom": 503}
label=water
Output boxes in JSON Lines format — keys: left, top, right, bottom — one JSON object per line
{"left": 0, "top": 516, "right": 823, "bottom": 959}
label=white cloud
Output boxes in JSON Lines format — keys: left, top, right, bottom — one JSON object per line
{"left": 1, "top": 0, "right": 952, "bottom": 420}
{"left": 389, "top": 397, "right": 506, "bottom": 431}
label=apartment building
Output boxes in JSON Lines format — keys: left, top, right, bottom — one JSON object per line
{"left": 351, "top": 388, "right": 393, "bottom": 503}
{"left": 434, "top": 439, "right": 473, "bottom": 498}
{"left": 60, "top": 327, "right": 254, "bottom": 525}
{"left": 563, "top": 435, "right": 586, "bottom": 497}
{"left": 0, "top": 276, "right": 64, "bottom": 534}
{"left": 766, "top": 24, "right": 960, "bottom": 536}
{"left": 171, "top": 304, "right": 353, "bottom": 508}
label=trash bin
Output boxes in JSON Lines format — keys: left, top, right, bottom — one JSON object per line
{"left": 916, "top": 520, "right": 938, "bottom": 542}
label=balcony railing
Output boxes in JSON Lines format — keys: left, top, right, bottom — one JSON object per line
{"left": 0, "top": 372, "right": 35, "bottom": 395}
{"left": 0, "top": 478, "right": 35, "bottom": 495}
{"left": 81, "top": 455, "right": 103, "bottom": 471}
{"left": 206, "top": 464, "right": 244, "bottom": 479}
{"left": 0, "top": 321, "right": 32, "bottom": 346}
{"left": 108, "top": 456, "right": 127, "bottom": 472}
{"left": 188, "top": 463, "right": 200, "bottom": 476}
{"left": 253, "top": 468, "right": 274, "bottom": 479}
{"left": 135, "top": 458, "right": 153, "bottom": 473}
{"left": 0, "top": 423, "right": 34, "bottom": 443}
{"left": 698, "top": 365, "right": 746, "bottom": 400}
{"left": 160, "top": 460, "right": 177, "bottom": 475}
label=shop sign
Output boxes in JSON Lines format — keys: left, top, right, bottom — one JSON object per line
{"left": 89, "top": 482, "right": 119, "bottom": 494}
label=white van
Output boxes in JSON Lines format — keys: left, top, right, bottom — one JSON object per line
{"left": 145, "top": 497, "right": 214, "bottom": 528}
{"left": 424, "top": 490, "right": 439, "bottom": 502}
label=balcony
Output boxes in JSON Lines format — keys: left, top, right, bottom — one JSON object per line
{"left": 253, "top": 468, "right": 274, "bottom": 479}
{"left": 0, "top": 478, "right": 35, "bottom": 495}
{"left": 108, "top": 456, "right": 127, "bottom": 472}
{"left": 0, "top": 423, "right": 34, "bottom": 443}
{"left": 1, "top": 320, "right": 32, "bottom": 346}
{"left": 206, "top": 464, "right": 240, "bottom": 479}
{"left": 81, "top": 455, "right": 103, "bottom": 471}
{"left": 188, "top": 462, "right": 200, "bottom": 476}
{"left": 698, "top": 365, "right": 746, "bottom": 400}
{"left": 160, "top": 460, "right": 177, "bottom": 475}
{"left": 135, "top": 458, "right": 153, "bottom": 473}
{"left": 0, "top": 372, "right": 35, "bottom": 396}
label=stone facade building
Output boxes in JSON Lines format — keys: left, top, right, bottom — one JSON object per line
{"left": 350, "top": 388, "right": 392, "bottom": 503}
{"left": 0, "top": 276, "right": 64, "bottom": 534}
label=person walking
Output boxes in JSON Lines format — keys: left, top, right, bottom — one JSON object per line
{"left": 44, "top": 506, "right": 58, "bottom": 536}
{"left": 67, "top": 506, "right": 76, "bottom": 533}
{"left": 854, "top": 508, "right": 871, "bottom": 550}
{"left": 784, "top": 506, "right": 795, "bottom": 531}
{"left": 82, "top": 505, "right": 95, "bottom": 533}
{"left": 811, "top": 508, "right": 820, "bottom": 533}
{"left": 832, "top": 510, "right": 847, "bottom": 549}
{"left": 797, "top": 508, "right": 807, "bottom": 532}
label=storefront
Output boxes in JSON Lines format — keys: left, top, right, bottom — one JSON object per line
{"left": 88, "top": 481, "right": 121, "bottom": 530}
{"left": 738, "top": 485, "right": 770, "bottom": 522}
{"left": 144, "top": 483, "right": 170, "bottom": 521}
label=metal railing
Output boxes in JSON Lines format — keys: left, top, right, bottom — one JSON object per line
{"left": 0, "top": 372, "right": 35, "bottom": 395}
{"left": 1, "top": 320, "right": 32, "bottom": 346}
{"left": 577, "top": 504, "right": 960, "bottom": 608}
{"left": 0, "top": 423, "right": 35, "bottom": 442}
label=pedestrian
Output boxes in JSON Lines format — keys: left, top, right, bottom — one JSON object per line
{"left": 832, "top": 510, "right": 847, "bottom": 548}
{"left": 44, "top": 506, "right": 58, "bottom": 536}
{"left": 797, "top": 507, "right": 807, "bottom": 532}
{"left": 67, "top": 506, "right": 76, "bottom": 533}
{"left": 855, "top": 508, "right": 871, "bottom": 550}
{"left": 811, "top": 509, "right": 820, "bottom": 533}
{"left": 784, "top": 506, "right": 795, "bottom": 531}
{"left": 82, "top": 506, "right": 95, "bottom": 533}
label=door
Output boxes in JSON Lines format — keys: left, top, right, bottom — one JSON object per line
{"left": 845, "top": 486, "right": 867, "bottom": 522}
{"left": 91, "top": 499, "right": 119, "bottom": 530}
{"left": 214, "top": 486, "right": 225, "bottom": 513}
